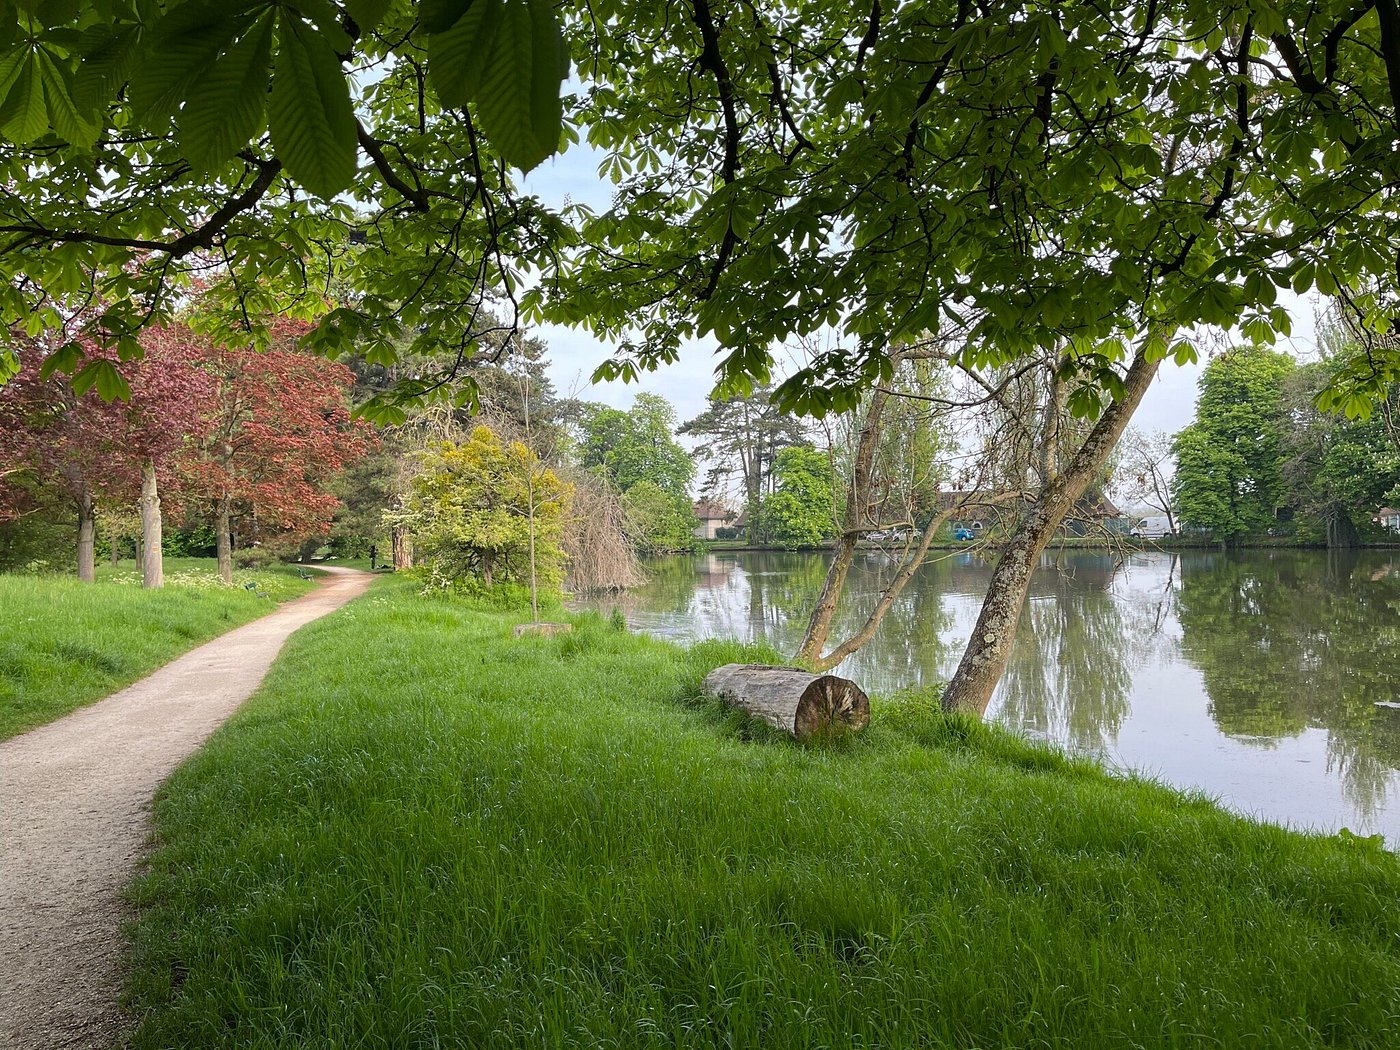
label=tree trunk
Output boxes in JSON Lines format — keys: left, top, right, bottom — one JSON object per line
{"left": 216, "top": 495, "right": 234, "bottom": 585}
{"left": 140, "top": 458, "right": 163, "bottom": 589}
{"left": 109, "top": 538, "right": 119, "bottom": 568}
{"left": 391, "top": 525, "right": 413, "bottom": 570}
{"left": 798, "top": 537, "right": 859, "bottom": 662}
{"left": 942, "top": 350, "right": 1163, "bottom": 717}
{"left": 76, "top": 492, "right": 96, "bottom": 583}
{"left": 527, "top": 490, "right": 539, "bottom": 621}
{"left": 797, "top": 383, "right": 894, "bottom": 662}
{"left": 1327, "top": 510, "right": 1358, "bottom": 549}
{"left": 703, "top": 663, "right": 870, "bottom": 740}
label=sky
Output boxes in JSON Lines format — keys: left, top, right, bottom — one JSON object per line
{"left": 522, "top": 144, "right": 1331, "bottom": 444}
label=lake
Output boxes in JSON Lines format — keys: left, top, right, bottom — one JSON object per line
{"left": 581, "top": 548, "right": 1400, "bottom": 846}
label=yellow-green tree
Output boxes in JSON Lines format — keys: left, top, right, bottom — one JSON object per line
{"left": 406, "top": 427, "right": 571, "bottom": 595}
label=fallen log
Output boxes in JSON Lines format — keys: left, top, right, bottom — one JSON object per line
{"left": 703, "top": 663, "right": 870, "bottom": 741}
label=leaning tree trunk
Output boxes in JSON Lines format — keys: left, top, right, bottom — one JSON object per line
{"left": 797, "top": 384, "right": 895, "bottom": 663}
{"left": 139, "top": 458, "right": 163, "bottom": 589}
{"left": 216, "top": 495, "right": 234, "bottom": 585}
{"left": 941, "top": 350, "right": 1162, "bottom": 717}
{"left": 76, "top": 491, "right": 96, "bottom": 583}
{"left": 704, "top": 663, "right": 870, "bottom": 740}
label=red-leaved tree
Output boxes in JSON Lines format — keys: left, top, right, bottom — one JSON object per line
{"left": 181, "top": 324, "right": 370, "bottom": 583}
{"left": 0, "top": 333, "right": 211, "bottom": 583}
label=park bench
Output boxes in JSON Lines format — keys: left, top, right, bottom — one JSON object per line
{"left": 243, "top": 581, "right": 269, "bottom": 598}
{"left": 296, "top": 568, "right": 314, "bottom": 580}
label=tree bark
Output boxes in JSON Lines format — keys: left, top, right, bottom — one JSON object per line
{"left": 139, "top": 458, "right": 163, "bottom": 589}
{"left": 216, "top": 495, "right": 234, "bottom": 585}
{"left": 704, "top": 663, "right": 870, "bottom": 740}
{"left": 808, "top": 493, "right": 1021, "bottom": 672}
{"left": 797, "top": 384, "right": 894, "bottom": 663}
{"left": 941, "top": 350, "right": 1163, "bottom": 717}
{"left": 76, "top": 492, "right": 96, "bottom": 583}
{"left": 391, "top": 525, "right": 413, "bottom": 570}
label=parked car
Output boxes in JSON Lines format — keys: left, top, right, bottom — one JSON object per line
{"left": 952, "top": 526, "right": 976, "bottom": 541}
{"left": 1130, "top": 515, "right": 1175, "bottom": 539}
{"left": 868, "top": 528, "right": 913, "bottom": 542}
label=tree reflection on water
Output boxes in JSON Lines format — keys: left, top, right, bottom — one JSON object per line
{"left": 1175, "top": 549, "right": 1400, "bottom": 821}
{"left": 584, "top": 547, "right": 1400, "bottom": 833}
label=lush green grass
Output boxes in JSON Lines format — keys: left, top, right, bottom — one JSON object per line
{"left": 125, "top": 580, "right": 1400, "bottom": 1048}
{"left": 0, "top": 559, "right": 318, "bottom": 740}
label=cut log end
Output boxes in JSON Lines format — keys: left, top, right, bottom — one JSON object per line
{"left": 794, "top": 674, "right": 871, "bottom": 739}
{"left": 703, "top": 663, "right": 870, "bottom": 741}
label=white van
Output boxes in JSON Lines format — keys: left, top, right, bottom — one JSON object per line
{"left": 1130, "top": 515, "right": 1175, "bottom": 539}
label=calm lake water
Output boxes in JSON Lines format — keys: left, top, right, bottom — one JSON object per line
{"left": 581, "top": 549, "right": 1400, "bottom": 845}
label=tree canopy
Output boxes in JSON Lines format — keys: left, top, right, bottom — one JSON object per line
{"left": 405, "top": 426, "right": 570, "bottom": 590}
{"left": 578, "top": 394, "right": 694, "bottom": 497}
{"left": 761, "top": 446, "right": 836, "bottom": 548}
{"left": 0, "top": 1, "right": 1396, "bottom": 423}
{"left": 1172, "top": 346, "right": 1296, "bottom": 542}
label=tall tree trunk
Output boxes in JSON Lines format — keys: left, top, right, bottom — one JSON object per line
{"left": 942, "top": 351, "right": 1162, "bottom": 717}
{"left": 76, "top": 491, "right": 96, "bottom": 583}
{"left": 109, "top": 536, "right": 119, "bottom": 568}
{"left": 139, "top": 458, "right": 163, "bottom": 589}
{"left": 392, "top": 525, "right": 413, "bottom": 570}
{"left": 746, "top": 472, "right": 761, "bottom": 545}
{"left": 797, "top": 384, "right": 895, "bottom": 662}
{"left": 216, "top": 495, "right": 234, "bottom": 585}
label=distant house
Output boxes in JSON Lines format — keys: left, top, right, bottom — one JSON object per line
{"left": 1376, "top": 508, "right": 1400, "bottom": 531}
{"left": 692, "top": 500, "right": 736, "bottom": 540}
{"left": 1062, "top": 494, "right": 1131, "bottom": 536}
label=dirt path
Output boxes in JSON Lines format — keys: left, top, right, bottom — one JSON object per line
{"left": 0, "top": 567, "right": 374, "bottom": 1050}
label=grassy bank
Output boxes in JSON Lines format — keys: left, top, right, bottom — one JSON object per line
{"left": 0, "top": 559, "right": 318, "bottom": 740}
{"left": 125, "top": 580, "right": 1400, "bottom": 1048}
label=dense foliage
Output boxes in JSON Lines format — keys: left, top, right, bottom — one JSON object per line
{"left": 1169, "top": 339, "right": 1400, "bottom": 546}
{"left": 578, "top": 394, "right": 698, "bottom": 552}
{"left": 0, "top": 323, "right": 368, "bottom": 576}
{"left": 404, "top": 426, "right": 570, "bottom": 591}
{"left": 1172, "top": 348, "right": 1297, "bottom": 542}
{"left": 760, "top": 446, "right": 837, "bottom": 548}
{"left": 1283, "top": 361, "right": 1400, "bottom": 545}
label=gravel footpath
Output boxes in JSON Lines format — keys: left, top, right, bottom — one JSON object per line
{"left": 0, "top": 567, "right": 373, "bottom": 1049}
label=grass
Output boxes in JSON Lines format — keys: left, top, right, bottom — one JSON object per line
{"left": 0, "top": 558, "right": 319, "bottom": 740}
{"left": 125, "top": 579, "right": 1400, "bottom": 1048}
